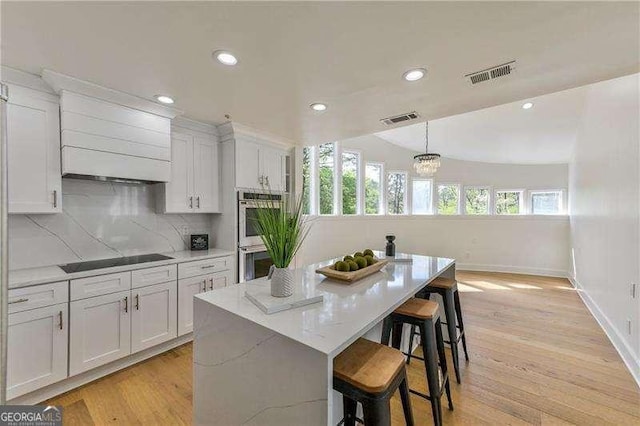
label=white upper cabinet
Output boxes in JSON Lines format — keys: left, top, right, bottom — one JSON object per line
{"left": 235, "top": 136, "right": 286, "bottom": 191}
{"left": 157, "top": 119, "right": 220, "bottom": 213}
{"left": 6, "top": 84, "right": 62, "bottom": 213}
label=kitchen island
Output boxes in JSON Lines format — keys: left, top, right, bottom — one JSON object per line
{"left": 193, "top": 253, "right": 455, "bottom": 426}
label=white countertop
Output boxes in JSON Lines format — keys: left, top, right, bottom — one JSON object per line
{"left": 9, "top": 248, "right": 235, "bottom": 289}
{"left": 195, "top": 253, "right": 455, "bottom": 357}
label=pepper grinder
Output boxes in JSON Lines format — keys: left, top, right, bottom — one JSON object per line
{"left": 385, "top": 235, "right": 396, "bottom": 257}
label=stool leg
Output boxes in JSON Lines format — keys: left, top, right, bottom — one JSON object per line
{"left": 454, "top": 289, "right": 469, "bottom": 362}
{"left": 443, "top": 290, "right": 461, "bottom": 384}
{"left": 362, "top": 398, "right": 391, "bottom": 426}
{"left": 342, "top": 395, "right": 357, "bottom": 426}
{"left": 391, "top": 321, "right": 403, "bottom": 350}
{"left": 398, "top": 370, "right": 415, "bottom": 426}
{"left": 381, "top": 316, "right": 393, "bottom": 346}
{"left": 420, "top": 323, "right": 443, "bottom": 426}
{"left": 435, "top": 318, "right": 454, "bottom": 411}
{"left": 406, "top": 325, "right": 416, "bottom": 364}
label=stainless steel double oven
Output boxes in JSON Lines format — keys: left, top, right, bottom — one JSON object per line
{"left": 237, "top": 191, "right": 283, "bottom": 282}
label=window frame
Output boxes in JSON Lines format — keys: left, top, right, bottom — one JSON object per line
{"left": 436, "top": 183, "right": 462, "bottom": 215}
{"left": 386, "top": 170, "right": 409, "bottom": 215}
{"left": 529, "top": 189, "right": 565, "bottom": 215}
{"left": 411, "top": 178, "right": 434, "bottom": 215}
{"left": 301, "top": 146, "right": 317, "bottom": 215}
{"left": 494, "top": 189, "right": 525, "bottom": 215}
{"left": 463, "top": 185, "right": 492, "bottom": 216}
{"left": 340, "top": 149, "right": 363, "bottom": 215}
{"left": 364, "top": 161, "right": 385, "bottom": 216}
{"left": 316, "top": 142, "right": 338, "bottom": 216}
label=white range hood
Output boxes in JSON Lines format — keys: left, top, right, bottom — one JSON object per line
{"left": 42, "top": 70, "right": 182, "bottom": 183}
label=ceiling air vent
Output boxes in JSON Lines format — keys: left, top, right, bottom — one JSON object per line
{"left": 380, "top": 111, "right": 420, "bottom": 126}
{"left": 465, "top": 61, "right": 516, "bottom": 85}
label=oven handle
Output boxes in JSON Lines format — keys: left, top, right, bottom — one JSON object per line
{"left": 239, "top": 245, "right": 268, "bottom": 254}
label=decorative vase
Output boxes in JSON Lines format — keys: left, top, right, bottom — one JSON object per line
{"left": 269, "top": 265, "right": 294, "bottom": 297}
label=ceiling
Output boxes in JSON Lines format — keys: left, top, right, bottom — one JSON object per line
{"left": 375, "top": 85, "right": 587, "bottom": 164}
{"left": 1, "top": 2, "right": 638, "bottom": 148}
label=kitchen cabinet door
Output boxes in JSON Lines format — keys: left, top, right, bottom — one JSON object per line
{"left": 235, "top": 139, "right": 262, "bottom": 189}
{"left": 177, "top": 275, "right": 208, "bottom": 336}
{"left": 69, "top": 290, "right": 131, "bottom": 375}
{"left": 193, "top": 137, "right": 220, "bottom": 212}
{"left": 261, "top": 147, "right": 284, "bottom": 192}
{"left": 161, "top": 131, "right": 194, "bottom": 213}
{"left": 131, "top": 281, "right": 177, "bottom": 352}
{"left": 7, "top": 85, "right": 62, "bottom": 213}
{"left": 7, "top": 303, "right": 68, "bottom": 399}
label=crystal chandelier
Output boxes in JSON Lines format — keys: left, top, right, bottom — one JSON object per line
{"left": 413, "top": 121, "right": 441, "bottom": 176}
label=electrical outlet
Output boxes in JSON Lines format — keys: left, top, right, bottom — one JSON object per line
{"left": 180, "top": 225, "right": 189, "bottom": 236}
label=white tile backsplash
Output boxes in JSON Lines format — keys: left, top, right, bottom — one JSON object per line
{"left": 9, "top": 179, "right": 213, "bottom": 270}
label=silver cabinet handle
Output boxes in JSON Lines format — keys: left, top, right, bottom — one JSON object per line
{"left": 259, "top": 176, "right": 264, "bottom": 185}
{"left": 265, "top": 176, "right": 270, "bottom": 186}
{"left": 189, "top": 196, "right": 193, "bottom": 208}
{"left": 200, "top": 265, "right": 216, "bottom": 269}
{"left": 209, "top": 278, "right": 214, "bottom": 291}
{"left": 53, "top": 190, "right": 58, "bottom": 208}
{"left": 135, "top": 294, "right": 140, "bottom": 310}
{"left": 58, "top": 311, "right": 63, "bottom": 330}
{"left": 9, "top": 298, "right": 29, "bottom": 304}
{"left": 202, "top": 280, "right": 207, "bottom": 292}
{"left": 124, "top": 296, "right": 128, "bottom": 313}
{"left": 196, "top": 196, "right": 200, "bottom": 208}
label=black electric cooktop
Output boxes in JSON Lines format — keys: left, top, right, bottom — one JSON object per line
{"left": 59, "top": 253, "right": 173, "bottom": 273}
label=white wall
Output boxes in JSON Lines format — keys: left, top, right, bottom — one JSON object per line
{"left": 568, "top": 73, "right": 640, "bottom": 381}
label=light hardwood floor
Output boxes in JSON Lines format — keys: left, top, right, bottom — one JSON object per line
{"left": 46, "top": 272, "right": 640, "bottom": 425}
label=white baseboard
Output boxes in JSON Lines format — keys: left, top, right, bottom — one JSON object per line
{"left": 8, "top": 333, "right": 193, "bottom": 405}
{"left": 568, "top": 276, "right": 640, "bottom": 388}
{"left": 457, "top": 263, "right": 568, "bottom": 278}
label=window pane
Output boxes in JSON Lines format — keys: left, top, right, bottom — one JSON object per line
{"left": 437, "top": 184, "right": 460, "bottom": 215}
{"left": 302, "top": 147, "right": 312, "bottom": 214}
{"left": 318, "top": 143, "right": 335, "bottom": 215}
{"left": 341, "top": 151, "right": 359, "bottom": 215}
{"left": 496, "top": 191, "right": 521, "bottom": 215}
{"left": 531, "top": 191, "right": 562, "bottom": 214}
{"left": 387, "top": 172, "right": 407, "bottom": 214}
{"left": 465, "top": 187, "right": 489, "bottom": 215}
{"left": 365, "top": 164, "right": 382, "bottom": 214}
{"left": 412, "top": 180, "right": 432, "bottom": 214}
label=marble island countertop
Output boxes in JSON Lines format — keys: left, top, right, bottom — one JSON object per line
{"left": 9, "top": 248, "right": 235, "bottom": 289}
{"left": 195, "top": 253, "right": 455, "bottom": 357}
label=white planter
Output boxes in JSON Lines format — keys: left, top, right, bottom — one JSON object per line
{"left": 269, "top": 266, "right": 294, "bottom": 297}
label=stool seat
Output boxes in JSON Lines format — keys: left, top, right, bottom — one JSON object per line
{"left": 334, "top": 338, "right": 405, "bottom": 394}
{"left": 429, "top": 277, "right": 456, "bottom": 289}
{"left": 395, "top": 298, "right": 439, "bottom": 319}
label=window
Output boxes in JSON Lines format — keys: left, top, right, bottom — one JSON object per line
{"left": 530, "top": 190, "right": 563, "bottom": 215}
{"left": 412, "top": 179, "right": 433, "bottom": 214}
{"left": 387, "top": 172, "right": 408, "bottom": 215}
{"left": 318, "top": 143, "right": 335, "bottom": 215}
{"left": 301, "top": 146, "right": 313, "bottom": 214}
{"left": 437, "top": 184, "right": 460, "bottom": 215}
{"left": 495, "top": 190, "right": 523, "bottom": 215}
{"left": 464, "top": 187, "right": 490, "bottom": 215}
{"left": 341, "top": 151, "right": 360, "bottom": 215}
{"left": 365, "top": 163, "right": 383, "bottom": 215}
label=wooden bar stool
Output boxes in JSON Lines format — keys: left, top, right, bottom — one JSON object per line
{"left": 382, "top": 298, "right": 453, "bottom": 426}
{"left": 333, "top": 338, "right": 414, "bottom": 426}
{"left": 412, "top": 276, "right": 469, "bottom": 384}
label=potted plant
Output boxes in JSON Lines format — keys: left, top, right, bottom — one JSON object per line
{"left": 252, "top": 191, "right": 310, "bottom": 297}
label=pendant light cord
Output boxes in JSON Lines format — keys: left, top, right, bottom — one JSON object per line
{"left": 425, "top": 121, "right": 429, "bottom": 153}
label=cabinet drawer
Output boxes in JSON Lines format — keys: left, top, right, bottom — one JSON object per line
{"left": 131, "top": 264, "right": 177, "bottom": 289}
{"left": 178, "top": 256, "right": 232, "bottom": 279}
{"left": 8, "top": 281, "right": 68, "bottom": 314}
{"left": 70, "top": 272, "right": 131, "bottom": 301}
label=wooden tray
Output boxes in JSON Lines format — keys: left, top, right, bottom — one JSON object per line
{"left": 315, "top": 259, "right": 389, "bottom": 283}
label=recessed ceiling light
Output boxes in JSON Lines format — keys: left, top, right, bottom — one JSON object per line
{"left": 310, "top": 103, "right": 327, "bottom": 112}
{"left": 403, "top": 68, "right": 427, "bottom": 82}
{"left": 155, "top": 95, "right": 174, "bottom": 104}
{"left": 522, "top": 102, "right": 534, "bottom": 109}
{"left": 214, "top": 50, "right": 238, "bottom": 66}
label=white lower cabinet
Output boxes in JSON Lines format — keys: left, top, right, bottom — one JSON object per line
{"left": 131, "top": 281, "right": 177, "bottom": 352}
{"left": 178, "top": 269, "right": 234, "bottom": 336}
{"left": 7, "top": 303, "right": 68, "bottom": 399}
{"left": 70, "top": 290, "right": 131, "bottom": 376}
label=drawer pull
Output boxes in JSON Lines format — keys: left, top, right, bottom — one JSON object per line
{"left": 9, "top": 298, "right": 29, "bottom": 304}
{"left": 196, "top": 196, "right": 200, "bottom": 208}
{"left": 124, "top": 296, "right": 128, "bottom": 313}
{"left": 135, "top": 294, "right": 140, "bottom": 310}
{"left": 209, "top": 278, "right": 214, "bottom": 291}
{"left": 200, "top": 265, "right": 218, "bottom": 269}
{"left": 58, "top": 311, "right": 63, "bottom": 330}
